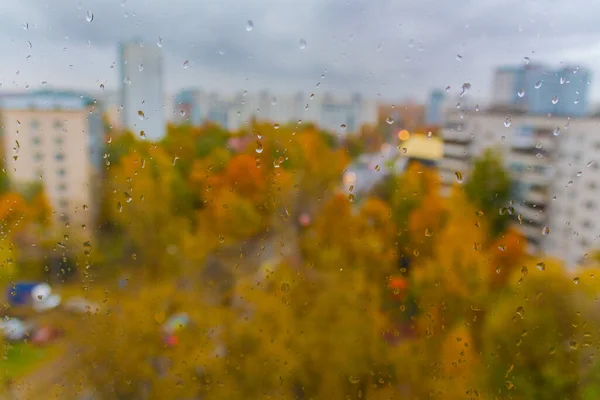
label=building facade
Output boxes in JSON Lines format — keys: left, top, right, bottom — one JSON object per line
{"left": 439, "top": 108, "right": 600, "bottom": 266}
{"left": 0, "top": 90, "right": 104, "bottom": 228}
{"left": 119, "top": 42, "right": 165, "bottom": 140}
{"left": 171, "top": 89, "right": 378, "bottom": 135}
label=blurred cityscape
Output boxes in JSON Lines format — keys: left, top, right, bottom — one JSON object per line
{"left": 2, "top": 37, "right": 600, "bottom": 398}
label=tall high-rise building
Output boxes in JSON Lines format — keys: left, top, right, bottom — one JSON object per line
{"left": 425, "top": 90, "right": 446, "bottom": 125}
{"left": 119, "top": 42, "right": 165, "bottom": 140}
{"left": 491, "top": 64, "right": 590, "bottom": 116}
{"left": 0, "top": 90, "right": 104, "bottom": 228}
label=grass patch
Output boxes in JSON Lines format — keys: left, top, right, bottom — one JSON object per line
{"left": 0, "top": 341, "right": 61, "bottom": 380}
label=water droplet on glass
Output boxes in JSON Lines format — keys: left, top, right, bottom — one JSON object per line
{"left": 179, "top": 109, "right": 186, "bottom": 117}
{"left": 524, "top": 56, "right": 531, "bottom": 65}
{"left": 517, "top": 88, "right": 525, "bottom": 98}
{"left": 570, "top": 340, "right": 578, "bottom": 350}
{"left": 536, "top": 262, "right": 546, "bottom": 271}
{"left": 445, "top": 86, "right": 451, "bottom": 92}
{"left": 124, "top": 192, "right": 132, "bottom": 203}
{"left": 183, "top": 60, "right": 190, "bottom": 69}
{"left": 340, "top": 124, "right": 347, "bottom": 131}
{"left": 560, "top": 76, "right": 566, "bottom": 85}
{"left": 552, "top": 127, "right": 560, "bottom": 136}
{"left": 577, "top": 171, "right": 583, "bottom": 177}
{"left": 460, "top": 82, "right": 471, "bottom": 97}
{"left": 504, "top": 116, "right": 512, "bottom": 128}
{"left": 552, "top": 96, "right": 559, "bottom": 105}
{"left": 100, "top": 84, "right": 105, "bottom": 91}
{"left": 386, "top": 116, "right": 394, "bottom": 125}
{"left": 425, "top": 228, "right": 433, "bottom": 237}
{"left": 273, "top": 123, "right": 280, "bottom": 130}
{"left": 139, "top": 130, "right": 146, "bottom": 139}
{"left": 117, "top": 202, "right": 123, "bottom": 212}
{"left": 271, "top": 97, "right": 277, "bottom": 105}
{"left": 299, "top": 38, "right": 307, "bottom": 50}
{"left": 573, "top": 277, "right": 580, "bottom": 285}
{"left": 516, "top": 306, "right": 525, "bottom": 319}
{"left": 456, "top": 54, "right": 463, "bottom": 61}
{"left": 255, "top": 142, "right": 263, "bottom": 154}
{"left": 542, "top": 226, "right": 550, "bottom": 236}
{"left": 85, "top": 11, "right": 94, "bottom": 22}
{"left": 218, "top": 235, "right": 225, "bottom": 244}
{"left": 348, "top": 194, "right": 355, "bottom": 203}
{"left": 587, "top": 160, "right": 594, "bottom": 168}
{"left": 157, "top": 37, "right": 163, "bottom": 48}
{"left": 23, "top": 22, "right": 29, "bottom": 30}
{"left": 246, "top": 20, "right": 254, "bottom": 31}
{"left": 455, "top": 171, "right": 463, "bottom": 183}
{"left": 138, "top": 63, "right": 144, "bottom": 72}
{"left": 534, "top": 80, "right": 543, "bottom": 89}
{"left": 475, "top": 104, "right": 480, "bottom": 112}
{"left": 26, "top": 41, "right": 32, "bottom": 49}
{"left": 137, "top": 110, "right": 145, "bottom": 120}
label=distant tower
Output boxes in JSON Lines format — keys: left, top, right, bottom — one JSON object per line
{"left": 119, "top": 41, "right": 165, "bottom": 140}
{"left": 425, "top": 90, "right": 445, "bottom": 125}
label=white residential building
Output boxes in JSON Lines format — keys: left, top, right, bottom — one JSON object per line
{"left": 439, "top": 108, "right": 600, "bottom": 266}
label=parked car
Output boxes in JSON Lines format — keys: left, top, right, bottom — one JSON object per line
{"left": 0, "top": 318, "right": 33, "bottom": 341}
{"left": 63, "top": 297, "right": 100, "bottom": 314}
{"left": 6, "top": 282, "right": 61, "bottom": 312}
{"left": 31, "top": 324, "right": 62, "bottom": 346}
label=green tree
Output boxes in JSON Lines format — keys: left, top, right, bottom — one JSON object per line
{"left": 464, "top": 149, "right": 512, "bottom": 237}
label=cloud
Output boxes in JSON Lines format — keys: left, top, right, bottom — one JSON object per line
{"left": 1, "top": 0, "right": 599, "bottom": 103}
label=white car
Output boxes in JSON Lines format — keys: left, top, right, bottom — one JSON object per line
{"left": 0, "top": 318, "right": 33, "bottom": 341}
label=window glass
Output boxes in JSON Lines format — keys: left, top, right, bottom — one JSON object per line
{"left": 2, "top": 2, "right": 599, "bottom": 400}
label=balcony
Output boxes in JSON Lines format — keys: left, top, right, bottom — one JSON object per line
{"left": 524, "top": 189, "right": 548, "bottom": 205}
{"left": 439, "top": 169, "right": 464, "bottom": 185}
{"left": 444, "top": 143, "right": 469, "bottom": 159}
{"left": 517, "top": 223, "right": 545, "bottom": 245}
{"left": 515, "top": 203, "right": 547, "bottom": 224}
{"left": 438, "top": 157, "right": 469, "bottom": 173}
{"left": 442, "top": 128, "right": 472, "bottom": 143}
{"left": 519, "top": 170, "right": 552, "bottom": 186}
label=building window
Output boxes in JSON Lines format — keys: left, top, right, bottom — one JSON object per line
{"left": 57, "top": 169, "right": 66, "bottom": 177}
{"left": 58, "top": 198, "right": 68, "bottom": 208}
{"left": 32, "top": 137, "right": 41, "bottom": 145}
{"left": 585, "top": 201, "right": 596, "bottom": 210}
{"left": 55, "top": 137, "right": 64, "bottom": 145}
{"left": 581, "top": 238, "right": 590, "bottom": 248}
{"left": 34, "top": 153, "right": 43, "bottom": 161}
{"left": 588, "top": 182, "right": 598, "bottom": 190}
{"left": 57, "top": 183, "right": 67, "bottom": 192}
{"left": 31, "top": 120, "right": 40, "bottom": 129}
{"left": 55, "top": 153, "right": 65, "bottom": 161}
{"left": 53, "top": 120, "right": 64, "bottom": 130}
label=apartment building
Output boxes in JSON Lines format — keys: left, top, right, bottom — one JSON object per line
{"left": 439, "top": 108, "right": 600, "bottom": 266}
{"left": 171, "top": 89, "right": 378, "bottom": 135}
{"left": 0, "top": 90, "right": 104, "bottom": 229}
{"left": 119, "top": 41, "right": 165, "bottom": 140}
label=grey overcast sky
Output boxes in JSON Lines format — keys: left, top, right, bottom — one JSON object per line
{"left": 1, "top": 0, "right": 599, "bottom": 103}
